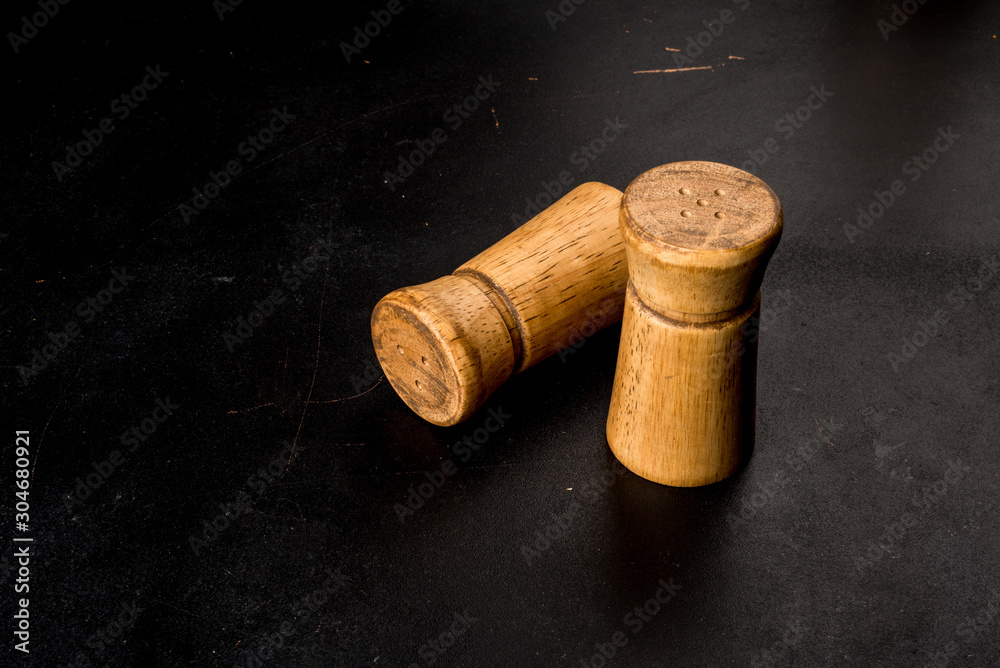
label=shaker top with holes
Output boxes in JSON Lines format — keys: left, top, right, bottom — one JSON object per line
{"left": 619, "top": 161, "right": 784, "bottom": 319}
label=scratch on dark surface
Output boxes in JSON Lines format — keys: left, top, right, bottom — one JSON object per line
{"left": 310, "top": 376, "right": 384, "bottom": 404}
{"left": 244, "top": 95, "right": 443, "bottom": 178}
{"left": 252, "top": 511, "right": 307, "bottom": 522}
{"left": 148, "top": 597, "right": 209, "bottom": 622}
{"left": 634, "top": 66, "right": 713, "bottom": 74}
{"left": 30, "top": 95, "right": 444, "bottom": 285}
{"left": 286, "top": 251, "right": 331, "bottom": 470}
{"left": 491, "top": 107, "right": 499, "bottom": 130}
{"left": 817, "top": 15, "right": 832, "bottom": 37}
{"left": 278, "top": 345, "right": 290, "bottom": 393}
{"left": 226, "top": 402, "right": 276, "bottom": 414}
{"left": 815, "top": 418, "right": 839, "bottom": 449}
{"left": 454, "top": 459, "right": 566, "bottom": 471}
{"left": 32, "top": 369, "right": 80, "bottom": 479}
{"left": 542, "top": 92, "right": 618, "bottom": 101}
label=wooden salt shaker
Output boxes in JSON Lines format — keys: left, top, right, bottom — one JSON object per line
{"left": 372, "top": 182, "right": 627, "bottom": 426}
{"left": 606, "top": 162, "right": 783, "bottom": 486}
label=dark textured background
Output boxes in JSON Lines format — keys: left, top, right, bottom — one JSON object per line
{"left": 3, "top": 1, "right": 1000, "bottom": 666}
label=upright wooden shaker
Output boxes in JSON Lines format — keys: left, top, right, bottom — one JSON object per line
{"left": 606, "top": 162, "right": 783, "bottom": 486}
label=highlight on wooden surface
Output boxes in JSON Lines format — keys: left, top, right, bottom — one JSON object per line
{"left": 606, "top": 161, "right": 783, "bottom": 487}
{"left": 372, "top": 182, "right": 627, "bottom": 426}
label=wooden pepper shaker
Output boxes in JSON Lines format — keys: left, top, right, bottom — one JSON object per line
{"left": 606, "top": 162, "right": 783, "bottom": 486}
{"left": 372, "top": 182, "right": 627, "bottom": 426}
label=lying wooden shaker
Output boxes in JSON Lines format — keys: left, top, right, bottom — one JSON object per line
{"left": 372, "top": 182, "right": 627, "bottom": 426}
{"left": 606, "top": 162, "right": 783, "bottom": 486}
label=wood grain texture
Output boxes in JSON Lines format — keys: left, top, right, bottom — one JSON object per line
{"left": 372, "top": 181, "right": 626, "bottom": 426}
{"left": 456, "top": 181, "right": 627, "bottom": 371}
{"left": 371, "top": 275, "right": 515, "bottom": 427}
{"left": 621, "top": 161, "right": 782, "bottom": 319}
{"left": 607, "top": 161, "right": 782, "bottom": 486}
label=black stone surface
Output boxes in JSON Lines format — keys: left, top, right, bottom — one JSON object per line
{"left": 3, "top": 1, "right": 1000, "bottom": 666}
